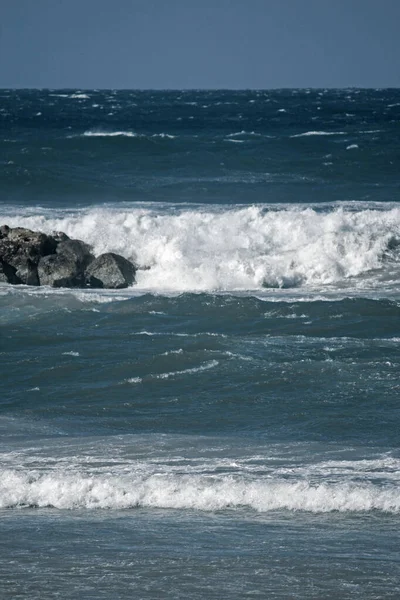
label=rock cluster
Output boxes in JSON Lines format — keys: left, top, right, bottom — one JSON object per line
{"left": 0, "top": 225, "right": 136, "bottom": 289}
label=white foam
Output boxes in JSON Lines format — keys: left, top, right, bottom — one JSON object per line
{"left": 291, "top": 131, "right": 346, "bottom": 138}
{"left": 346, "top": 144, "right": 359, "bottom": 150}
{"left": 125, "top": 360, "right": 219, "bottom": 383}
{"left": 82, "top": 130, "right": 138, "bottom": 138}
{"left": 2, "top": 205, "right": 400, "bottom": 293}
{"left": 70, "top": 93, "right": 90, "bottom": 99}
{"left": 227, "top": 131, "right": 260, "bottom": 137}
{"left": 155, "top": 360, "right": 218, "bottom": 379}
{"left": 78, "top": 130, "right": 176, "bottom": 139}
{"left": 151, "top": 133, "right": 176, "bottom": 139}
{"left": 1, "top": 469, "right": 398, "bottom": 513}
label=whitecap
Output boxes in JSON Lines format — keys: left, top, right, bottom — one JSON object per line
{"left": 126, "top": 376, "right": 143, "bottom": 384}
{"left": 82, "top": 130, "right": 138, "bottom": 138}
{"left": 151, "top": 133, "right": 176, "bottom": 139}
{"left": 1, "top": 469, "right": 399, "bottom": 513}
{"left": 70, "top": 93, "right": 90, "bottom": 99}
{"left": 155, "top": 360, "right": 218, "bottom": 379}
{"left": 291, "top": 131, "right": 347, "bottom": 138}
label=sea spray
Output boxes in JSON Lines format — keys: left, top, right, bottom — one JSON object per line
{"left": 2, "top": 205, "right": 400, "bottom": 292}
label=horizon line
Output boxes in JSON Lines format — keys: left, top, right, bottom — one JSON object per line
{"left": 1, "top": 86, "right": 400, "bottom": 92}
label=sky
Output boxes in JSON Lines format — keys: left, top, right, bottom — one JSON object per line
{"left": 1, "top": 0, "right": 399, "bottom": 89}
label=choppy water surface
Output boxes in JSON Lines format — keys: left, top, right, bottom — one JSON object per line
{"left": 1, "top": 89, "right": 400, "bottom": 599}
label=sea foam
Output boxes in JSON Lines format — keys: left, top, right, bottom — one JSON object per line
{"left": 1, "top": 469, "right": 399, "bottom": 513}
{"left": 2, "top": 205, "right": 400, "bottom": 292}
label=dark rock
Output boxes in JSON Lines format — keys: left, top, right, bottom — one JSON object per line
{"left": 0, "top": 226, "right": 58, "bottom": 285}
{"left": 0, "top": 225, "right": 11, "bottom": 239}
{"left": 0, "top": 260, "right": 20, "bottom": 284}
{"left": 56, "top": 239, "right": 94, "bottom": 269}
{"left": 85, "top": 253, "right": 136, "bottom": 289}
{"left": 6, "top": 227, "right": 58, "bottom": 256}
{"left": 1, "top": 226, "right": 137, "bottom": 289}
{"left": 52, "top": 231, "right": 70, "bottom": 243}
{"left": 15, "top": 259, "right": 40, "bottom": 286}
{"left": 38, "top": 253, "right": 86, "bottom": 288}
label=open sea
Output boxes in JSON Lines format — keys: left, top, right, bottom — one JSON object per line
{"left": 1, "top": 89, "right": 400, "bottom": 599}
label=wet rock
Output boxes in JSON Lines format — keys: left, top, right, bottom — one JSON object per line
{"left": 38, "top": 253, "right": 86, "bottom": 288}
{"left": 0, "top": 226, "right": 58, "bottom": 285}
{"left": 0, "top": 226, "right": 137, "bottom": 289}
{"left": 15, "top": 258, "right": 40, "bottom": 286}
{"left": 56, "top": 239, "right": 94, "bottom": 269}
{"left": 37, "top": 238, "right": 95, "bottom": 288}
{"left": 85, "top": 253, "right": 136, "bottom": 289}
{"left": 0, "top": 260, "right": 20, "bottom": 284}
{"left": 52, "top": 231, "right": 70, "bottom": 243}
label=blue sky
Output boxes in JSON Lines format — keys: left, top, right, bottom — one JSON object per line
{"left": 1, "top": 0, "right": 399, "bottom": 88}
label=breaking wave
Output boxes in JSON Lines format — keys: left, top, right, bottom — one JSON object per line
{"left": 291, "top": 131, "right": 347, "bottom": 138}
{"left": 1, "top": 469, "right": 399, "bottom": 513}
{"left": 2, "top": 204, "right": 400, "bottom": 292}
{"left": 77, "top": 130, "right": 176, "bottom": 139}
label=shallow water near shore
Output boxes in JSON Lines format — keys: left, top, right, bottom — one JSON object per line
{"left": 1, "top": 89, "right": 400, "bottom": 598}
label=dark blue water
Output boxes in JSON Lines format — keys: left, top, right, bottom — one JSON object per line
{"left": 1, "top": 90, "right": 400, "bottom": 599}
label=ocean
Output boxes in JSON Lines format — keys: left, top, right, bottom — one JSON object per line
{"left": 1, "top": 89, "right": 400, "bottom": 598}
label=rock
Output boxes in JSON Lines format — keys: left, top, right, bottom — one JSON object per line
{"left": 85, "top": 253, "right": 136, "bottom": 289}
{"left": 37, "top": 238, "right": 94, "bottom": 288}
{"left": 0, "top": 226, "right": 137, "bottom": 289}
{"left": 0, "top": 225, "right": 11, "bottom": 238}
{"left": 15, "top": 259, "right": 40, "bottom": 286}
{"left": 0, "top": 226, "right": 58, "bottom": 285}
{"left": 52, "top": 231, "right": 70, "bottom": 243}
{"left": 56, "top": 239, "right": 94, "bottom": 269}
{"left": 0, "top": 260, "right": 20, "bottom": 284}
{"left": 38, "top": 253, "right": 86, "bottom": 288}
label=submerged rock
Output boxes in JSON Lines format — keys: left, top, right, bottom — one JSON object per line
{"left": 85, "top": 252, "right": 136, "bottom": 289}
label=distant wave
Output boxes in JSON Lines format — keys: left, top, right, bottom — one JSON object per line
{"left": 82, "top": 130, "right": 138, "bottom": 138}
{"left": 70, "top": 93, "right": 90, "bottom": 99}
{"left": 291, "top": 131, "right": 347, "bottom": 138}
{"left": 1, "top": 469, "right": 399, "bottom": 512}
{"left": 78, "top": 130, "right": 176, "bottom": 139}
{"left": 125, "top": 360, "right": 219, "bottom": 383}
{"left": 226, "top": 131, "right": 261, "bottom": 137}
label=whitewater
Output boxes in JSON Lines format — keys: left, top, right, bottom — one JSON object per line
{"left": 2, "top": 203, "right": 400, "bottom": 293}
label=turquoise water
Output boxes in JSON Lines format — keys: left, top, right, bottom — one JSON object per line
{"left": 1, "top": 89, "right": 400, "bottom": 598}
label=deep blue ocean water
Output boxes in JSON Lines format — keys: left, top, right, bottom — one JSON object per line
{"left": 1, "top": 89, "right": 400, "bottom": 598}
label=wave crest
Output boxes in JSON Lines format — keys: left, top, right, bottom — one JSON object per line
{"left": 1, "top": 470, "right": 398, "bottom": 513}
{"left": 2, "top": 205, "right": 400, "bottom": 292}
